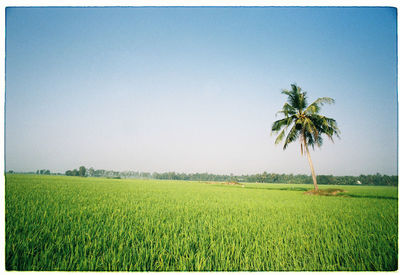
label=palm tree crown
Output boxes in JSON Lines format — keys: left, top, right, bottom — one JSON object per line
{"left": 272, "top": 84, "right": 340, "bottom": 154}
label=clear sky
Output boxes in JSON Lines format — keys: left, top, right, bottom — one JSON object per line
{"left": 5, "top": 7, "right": 397, "bottom": 176}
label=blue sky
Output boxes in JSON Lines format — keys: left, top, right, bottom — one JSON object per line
{"left": 5, "top": 7, "right": 397, "bottom": 175}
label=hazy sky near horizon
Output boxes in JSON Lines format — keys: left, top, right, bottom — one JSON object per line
{"left": 5, "top": 7, "right": 397, "bottom": 176}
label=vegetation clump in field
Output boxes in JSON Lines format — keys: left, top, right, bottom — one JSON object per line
{"left": 206, "top": 181, "right": 244, "bottom": 187}
{"left": 304, "top": 188, "right": 347, "bottom": 196}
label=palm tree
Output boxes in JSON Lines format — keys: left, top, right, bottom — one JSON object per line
{"left": 271, "top": 84, "right": 340, "bottom": 190}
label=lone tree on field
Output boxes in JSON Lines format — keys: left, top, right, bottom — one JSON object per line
{"left": 271, "top": 84, "right": 340, "bottom": 190}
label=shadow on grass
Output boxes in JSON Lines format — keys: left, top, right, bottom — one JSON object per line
{"left": 208, "top": 184, "right": 398, "bottom": 200}
{"left": 245, "top": 186, "right": 398, "bottom": 200}
{"left": 244, "top": 186, "right": 310, "bottom": 192}
{"left": 208, "top": 184, "right": 245, "bottom": 190}
{"left": 340, "top": 194, "right": 398, "bottom": 200}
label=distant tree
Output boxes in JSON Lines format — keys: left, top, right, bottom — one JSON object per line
{"left": 44, "top": 170, "right": 50, "bottom": 175}
{"left": 140, "top": 172, "right": 150, "bottom": 178}
{"left": 72, "top": 169, "right": 79, "bottom": 176}
{"left": 88, "top": 167, "right": 95, "bottom": 177}
{"left": 8, "top": 170, "right": 14, "bottom": 174}
{"left": 65, "top": 170, "right": 72, "bottom": 176}
{"left": 271, "top": 84, "right": 340, "bottom": 190}
{"left": 79, "top": 166, "right": 86, "bottom": 177}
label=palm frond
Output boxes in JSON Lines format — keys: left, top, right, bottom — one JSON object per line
{"left": 283, "top": 125, "right": 299, "bottom": 150}
{"left": 271, "top": 116, "right": 293, "bottom": 133}
{"left": 276, "top": 103, "right": 296, "bottom": 117}
{"left": 282, "top": 84, "right": 307, "bottom": 110}
{"left": 304, "top": 118, "right": 319, "bottom": 141}
{"left": 308, "top": 114, "right": 340, "bottom": 140}
{"left": 304, "top": 131, "right": 317, "bottom": 149}
{"left": 305, "top": 97, "right": 335, "bottom": 115}
{"left": 298, "top": 90, "right": 308, "bottom": 110}
{"left": 274, "top": 129, "right": 286, "bottom": 144}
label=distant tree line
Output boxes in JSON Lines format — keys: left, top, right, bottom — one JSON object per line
{"left": 315, "top": 174, "right": 397, "bottom": 186}
{"left": 6, "top": 167, "right": 398, "bottom": 186}
{"left": 151, "top": 171, "right": 398, "bottom": 186}
{"left": 84, "top": 168, "right": 150, "bottom": 179}
{"left": 63, "top": 168, "right": 398, "bottom": 186}
{"left": 36, "top": 169, "right": 50, "bottom": 175}
{"left": 65, "top": 166, "right": 87, "bottom": 177}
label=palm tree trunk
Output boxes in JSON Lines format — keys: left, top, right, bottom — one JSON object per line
{"left": 304, "top": 141, "right": 318, "bottom": 191}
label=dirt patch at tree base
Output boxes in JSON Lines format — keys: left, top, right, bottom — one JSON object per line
{"left": 304, "top": 188, "right": 347, "bottom": 196}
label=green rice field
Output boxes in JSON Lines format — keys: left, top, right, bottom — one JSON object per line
{"left": 5, "top": 174, "right": 398, "bottom": 271}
